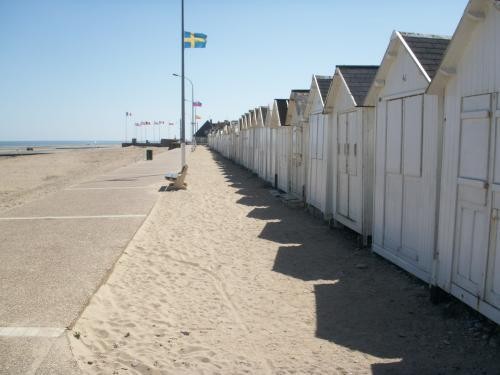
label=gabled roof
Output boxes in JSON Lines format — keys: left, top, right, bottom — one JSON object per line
{"left": 399, "top": 32, "right": 451, "bottom": 80}
{"left": 286, "top": 90, "right": 310, "bottom": 125}
{"left": 428, "top": 0, "right": 491, "bottom": 94}
{"left": 194, "top": 120, "right": 214, "bottom": 137}
{"left": 316, "top": 76, "right": 332, "bottom": 104}
{"left": 304, "top": 75, "right": 332, "bottom": 117}
{"left": 337, "top": 65, "right": 379, "bottom": 106}
{"left": 364, "top": 30, "right": 450, "bottom": 106}
{"left": 260, "top": 106, "right": 269, "bottom": 124}
{"left": 275, "top": 99, "right": 289, "bottom": 126}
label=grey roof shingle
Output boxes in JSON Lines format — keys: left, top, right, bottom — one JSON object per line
{"left": 400, "top": 32, "right": 451, "bottom": 79}
{"left": 337, "top": 65, "right": 379, "bottom": 106}
{"left": 316, "top": 77, "right": 332, "bottom": 104}
{"left": 194, "top": 120, "right": 214, "bottom": 137}
{"left": 275, "top": 99, "right": 288, "bottom": 126}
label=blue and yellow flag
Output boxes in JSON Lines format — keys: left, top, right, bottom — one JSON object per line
{"left": 184, "top": 32, "right": 207, "bottom": 48}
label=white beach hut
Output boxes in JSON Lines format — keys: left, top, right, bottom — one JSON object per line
{"left": 268, "top": 99, "right": 287, "bottom": 188}
{"left": 264, "top": 104, "right": 275, "bottom": 185}
{"left": 428, "top": 0, "right": 500, "bottom": 324}
{"left": 365, "top": 31, "right": 450, "bottom": 282}
{"left": 243, "top": 112, "right": 252, "bottom": 170}
{"left": 251, "top": 109, "right": 261, "bottom": 174}
{"left": 248, "top": 110, "right": 257, "bottom": 172}
{"left": 239, "top": 116, "right": 246, "bottom": 166}
{"left": 255, "top": 106, "right": 269, "bottom": 179}
{"left": 274, "top": 99, "right": 290, "bottom": 192}
{"left": 304, "top": 75, "right": 333, "bottom": 215}
{"left": 286, "top": 90, "right": 310, "bottom": 200}
{"left": 324, "top": 66, "right": 378, "bottom": 245}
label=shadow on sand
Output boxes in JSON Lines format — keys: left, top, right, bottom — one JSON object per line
{"left": 208, "top": 149, "right": 500, "bottom": 375}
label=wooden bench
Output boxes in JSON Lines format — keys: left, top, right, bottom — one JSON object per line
{"left": 164, "top": 165, "right": 188, "bottom": 190}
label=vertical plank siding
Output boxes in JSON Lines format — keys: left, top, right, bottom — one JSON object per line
{"left": 434, "top": 1, "right": 500, "bottom": 324}
{"left": 208, "top": 0, "right": 500, "bottom": 325}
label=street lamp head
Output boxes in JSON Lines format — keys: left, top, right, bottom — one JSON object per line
{"left": 173, "top": 73, "right": 180, "bottom": 77}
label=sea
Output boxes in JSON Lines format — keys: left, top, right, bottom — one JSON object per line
{"left": 0, "top": 140, "right": 121, "bottom": 149}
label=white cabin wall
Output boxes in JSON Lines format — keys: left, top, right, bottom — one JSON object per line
{"left": 328, "top": 80, "right": 356, "bottom": 220}
{"left": 382, "top": 45, "right": 429, "bottom": 97}
{"left": 327, "top": 111, "right": 337, "bottom": 217}
{"left": 453, "top": 6, "right": 500, "bottom": 96}
{"left": 373, "top": 101, "right": 387, "bottom": 247}
{"left": 372, "top": 36, "right": 442, "bottom": 281}
{"left": 307, "top": 89, "right": 329, "bottom": 213}
{"left": 437, "top": 4, "right": 500, "bottom": 290}
{"left": 362, "top": 107, "right": 375, "bottom": 238}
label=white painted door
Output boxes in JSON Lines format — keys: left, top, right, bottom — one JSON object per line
{"left": 277, "top": 128, "right": 290, "bottom": 192}
{"left": 291, "top": 126, "right": 303, "bottom": 197}
{"left": 308, "top": 114, "right": 325, "bottom": 209}
{"left": 337, "top": 111, "right": 362, "bottom": 228}
{"left": 383, "top": 95, "right": 430, "bottom": 272}
{"left": 454, "top": 93, "right": 500, "bottom": 310}
{"left": 488, "top": 94, "right": 500, "bottom": 309}
{"left": 337, "top": 113, "right": 349, "bottom": 216}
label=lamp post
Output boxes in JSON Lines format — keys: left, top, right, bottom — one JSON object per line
{"left": 180, "top": 0, "right": 186, "bottom": 167}
{"left": 124, "top": 112, "right": 130, "bottom": 143}
{"left": 173, "top": 73, "right": 194, "bottom": 147}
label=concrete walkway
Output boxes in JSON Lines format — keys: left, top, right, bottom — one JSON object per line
{"left": 0, "top": 148, "right": 186, "bottom": 374}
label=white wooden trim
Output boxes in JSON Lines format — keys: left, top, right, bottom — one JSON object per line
{"left": 381, "top": 89, "right": 426, "bottom": 102}
{"left": 395, "top": 31, "right": 431, "bottom": 83}
{"left": 439, "top": 66, "right": 457, "bottom": 77}
{"left": 466, "top": 10, "right": 486, "bottom": 21}
{"left": 372, "top": 243, "right": 431, "bottom": 283}
{"left": 450, "top": 284, "right": 500, "bottom": 325}
{"left": 457, "top": 177, "right": 488, "bottom": 189}
{"left": 461, "top": 110, "right": 490, "bottom": 119}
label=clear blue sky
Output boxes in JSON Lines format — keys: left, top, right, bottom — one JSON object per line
{"left": 0, "top": 0, "right": 467, "bottom": 141}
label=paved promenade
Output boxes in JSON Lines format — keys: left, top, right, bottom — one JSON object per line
{"left": 0, "top": 148, "right": 185, "bottom": 374}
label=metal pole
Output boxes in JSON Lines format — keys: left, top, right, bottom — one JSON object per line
{"left": 194, "top": 106, "right": 197, "bottom": 147}
{"left": 180, "top": 0, "right": 186, "bottom": 167}
{"left": 125, "top": 113, "right": 128, "bottom": 143}
{"left": 191, "top": 81, "right": 194, "bottom": 147}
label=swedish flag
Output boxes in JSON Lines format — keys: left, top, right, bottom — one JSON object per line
{"left": 184, "top": 32, "right": 207, "bottom": 48}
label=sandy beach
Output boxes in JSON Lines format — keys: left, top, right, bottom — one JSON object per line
{"left": 0, "top": 145, "right": 175, "bottom": 375}
{"left": 69, "top": 147, "right": 500, "bottom": 375}
{"left": 0, "top": 146, "right": 154, "bottom": 213}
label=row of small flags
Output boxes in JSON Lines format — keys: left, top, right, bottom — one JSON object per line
{"left": 127, "top": 30, "right": 206, "bottom": 130}
{"left": 134, "top": 121, "right": 175, "bottom": 127}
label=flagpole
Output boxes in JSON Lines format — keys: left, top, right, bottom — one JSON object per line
{"left": 125, "top": 113, "right": 128, "bottom": 143}
{"left": 180, "top": 0, "right": 186, "bottom": 167}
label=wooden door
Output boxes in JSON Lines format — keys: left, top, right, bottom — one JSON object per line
{"left": 453, "top": 93, "right": 492, "bottom": 298}
{"left": 337, "top": 113, "right": 348, "bottom": 216}
{"left": 291, "top": 128, "right": 296, "bottom": 193}
{"left": 347, "top": 111, "right": 361, "bottom": 224}
{"left": 487, "top": 94, "right": 500, "bottom": 308}
{"left": 453, "top": 92, "right": 500, "bottom": 311}
{"left": 384, "top": 99, "right": 404, "bottom": 252}
{"left": 383, "top": 95, "right": 428, "bottom": 268}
